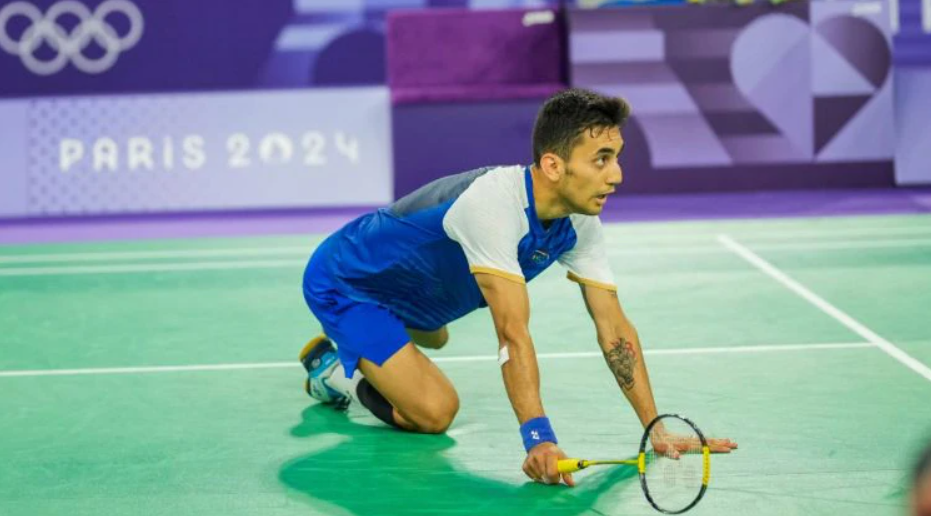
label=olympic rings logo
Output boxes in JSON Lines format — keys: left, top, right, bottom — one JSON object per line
{"left": 0, "top": 0, "right": 143, "bottom": 76}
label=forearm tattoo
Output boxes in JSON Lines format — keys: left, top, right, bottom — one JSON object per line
{"left": 605, "top": 338, "right": 637, "bottom": 390}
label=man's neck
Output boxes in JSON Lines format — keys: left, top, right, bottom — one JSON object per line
{"left": 530, "top": 165, "right": 571, "bottom": 221}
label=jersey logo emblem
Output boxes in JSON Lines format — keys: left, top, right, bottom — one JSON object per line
{"left": 531, "top": 250, "right": 549, "bottom": 265}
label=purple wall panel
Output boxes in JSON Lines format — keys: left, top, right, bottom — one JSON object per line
{"left": 0, "top": 100, "right": 28, "bottom": 216}
{"left": 0, "top": 88, "right": 396, "bottom": 219}
{"left": 894, "top": 0, "right": 931, "bottom": 67}
{"left": 812, "top": 1, "right": 894, "bottom": 164}
{"left": 892, "top": 0, "right": 931, "bottom": 185}
{"left": 387, "top": 8, "right": 565, "bottom": 103}
{"left": 895, "top": 68, "right": 931, "bottom": 185}
{"left": 392, "top": 98, "right": 543, "bottom": 197}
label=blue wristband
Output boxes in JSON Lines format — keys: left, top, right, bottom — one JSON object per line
{"left": 520, "top": 416, "right": 558, "bottom": 452}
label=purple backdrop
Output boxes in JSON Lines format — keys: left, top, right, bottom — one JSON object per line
{"left": 390, "top": 1, "right": 898, "bottom": 196}
{"left": 0, "top": 0, "right": 560, "bottom": 97}
{"left": 565, "top": 1, "right": 895, "bottom": 193}
{"left": 2, "top": 0, "right": 923, "bottom": 213}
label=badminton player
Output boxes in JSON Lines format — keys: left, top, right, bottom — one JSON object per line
{"left": 299, "top": 88, "right": 738, "bottom": 486}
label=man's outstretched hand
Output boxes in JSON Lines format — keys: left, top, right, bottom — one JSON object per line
{"left": 523, "top": 442, "right": 576, "bottom": 487}
{"left": 651, "top": 428, "right": 738, "bottom": 458}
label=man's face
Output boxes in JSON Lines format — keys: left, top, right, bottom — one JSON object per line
{"left": 555, "top": 126, "right": 624, "bottom": 216}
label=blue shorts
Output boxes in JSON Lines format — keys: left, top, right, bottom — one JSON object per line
{"left": 302, "top": 243, "right": 411, "bottom": 378}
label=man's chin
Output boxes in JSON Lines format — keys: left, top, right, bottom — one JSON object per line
{"left": 573, "top": 204, "right": 603, "bottom": 216}
{"left": 591, "top": 205, "right": 605, "bottom": 215}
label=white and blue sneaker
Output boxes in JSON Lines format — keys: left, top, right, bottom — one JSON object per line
{"left": 299, "top": 336, "right": 351, "bottom": 410}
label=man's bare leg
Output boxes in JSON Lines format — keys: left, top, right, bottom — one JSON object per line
{"left": 357, "top": 342, "right": 459, "bottom": 433}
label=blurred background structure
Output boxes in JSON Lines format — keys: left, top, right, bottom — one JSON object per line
{"left": 0, "top": 0, "right": 929, "bottom": 235}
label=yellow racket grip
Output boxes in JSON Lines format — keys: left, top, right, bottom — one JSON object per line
{"left": 558, "top": 459, "right": 588, "bottom": 474}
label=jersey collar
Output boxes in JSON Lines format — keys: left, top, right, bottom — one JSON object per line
{"left": 524, "top": 166, "right": 547, "bottom": 236}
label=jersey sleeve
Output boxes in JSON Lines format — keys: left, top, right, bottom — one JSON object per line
{"left": 442, "top": 178, "right": 527, "bottom": 284}
{"left": 558, "top": 215, "right": 617, "bottom": 291}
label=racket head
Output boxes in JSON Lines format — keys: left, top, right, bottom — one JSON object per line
{"left": 637, "top": 414, "right": 710, "bottom": 514}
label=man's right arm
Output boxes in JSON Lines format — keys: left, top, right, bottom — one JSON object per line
{"left": 474, "top": 272, "right": 575, "bottom": 487}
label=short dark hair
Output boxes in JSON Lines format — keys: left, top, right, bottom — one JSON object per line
{"left": 532, "top": 88, "right": 631, "bottom": 166}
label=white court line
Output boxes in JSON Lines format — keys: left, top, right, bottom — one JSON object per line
{"left": 0, "top": 342, "right": 872, "bottom": 378}
{"left": 0, "top": 247, "right": 311, "bottom": 264}
{"left": 606, "top": 238, "right": 931, "bottom": 257}
{"left": 609, "top": 223, "right": 931, "bottom": 242}
{"left": 751, "top": 238, "right": 931, "bottom": 251}
{"left": 718, "top": 234, "right": 931, "bottom": 383}
{"left": 0, "top": 260, "right": 301, "bottom": 276}
{"left": 3, "top": 238, "right": 931, "bottom": 276}
{"left": 435, "top": 342, "right": 872, "bottom": 362}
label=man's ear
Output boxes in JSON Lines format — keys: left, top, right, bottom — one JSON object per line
{"left": 538, "top": 152, "right": 563, "bottom": 182}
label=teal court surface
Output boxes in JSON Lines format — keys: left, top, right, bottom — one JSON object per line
{"left": 2, "top": 213, "right": 930, "bottom": 516}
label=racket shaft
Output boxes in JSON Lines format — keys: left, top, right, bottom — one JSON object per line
{"left": 557, "top": 459, "right": 638, "bottom": 474}
{"left": 589, "top": 459, "right": 638, "bottom": 466}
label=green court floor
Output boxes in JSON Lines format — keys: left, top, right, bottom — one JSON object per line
{"left": 2, "top": 214, "right": 930, "bottom": 516}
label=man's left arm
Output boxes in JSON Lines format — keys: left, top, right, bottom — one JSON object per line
{"left": 578, "top": 283, "right": 739, "bottom": 453}
{"left": 578, "top": 283, "right": 658, "bottom": 428}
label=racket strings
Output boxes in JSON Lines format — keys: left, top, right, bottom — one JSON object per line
{"left": 641, "top": 417, "right": 709, "bottom": 514}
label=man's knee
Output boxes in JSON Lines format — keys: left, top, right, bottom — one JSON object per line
{"left": 410, "top": 393, "right": 460, "bottom": 434}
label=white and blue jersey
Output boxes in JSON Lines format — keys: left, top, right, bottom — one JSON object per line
{"left": 303, "top": 165, "right": 616, "bottom": 374}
